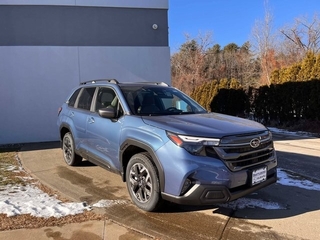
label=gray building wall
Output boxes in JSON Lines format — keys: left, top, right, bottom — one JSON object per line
{"left": 0, "top": 0, "right": 170, "bottom": 144}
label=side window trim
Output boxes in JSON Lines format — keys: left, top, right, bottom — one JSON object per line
{"left": 90, "top": 87, "right": 99, "bottom": 112}
{"left": 73, "top": 88, "right": 83, "bottom": 108}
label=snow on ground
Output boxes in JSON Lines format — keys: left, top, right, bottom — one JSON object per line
{"left": 277, "top": 168, "right": 320, "bottom": 191}
{"left": 93, "top": 199, "right": 128, "bottom": 208}
{"left": 218, "top": 196, "right": 285, "bottom": 210}
{"left": 220, "top": 168, "right": 320, "bottom": 210}
{"left": 0, "top": 167, "right": 319, "bottom": 217}
{"left": 0, "top": 184, "right": 91, "bottom": 218}
{"left": 268, "top": 127, "right": 317, "bottom": 137}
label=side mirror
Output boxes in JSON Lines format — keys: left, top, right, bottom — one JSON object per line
{"left": 98, "top": 106, "right": 116, "bottom": 119}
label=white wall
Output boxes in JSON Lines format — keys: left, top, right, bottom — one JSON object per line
{"left": 0, "top": 46, "right": 170, "bottom": 144}
{"left": 79, "top": 47, "right": 171, "bottom": 82}
{"left": 0, "top": 0, "right": 170, "bottom": 144}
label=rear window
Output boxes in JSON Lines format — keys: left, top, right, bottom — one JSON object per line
{"left": 68, "top": 88, "right": 81, "bottom": 107}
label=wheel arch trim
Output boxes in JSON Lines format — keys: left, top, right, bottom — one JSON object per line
{"left": 120, "top": 139, "right": 165, "bottom": 192}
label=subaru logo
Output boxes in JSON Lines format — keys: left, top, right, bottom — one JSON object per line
{"left": 250, "top": 138, "right": 260, "bottom": 148}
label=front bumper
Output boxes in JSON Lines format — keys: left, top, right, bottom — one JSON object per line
{"left": 161, "top": 168, "right": 277, "bottom": 205}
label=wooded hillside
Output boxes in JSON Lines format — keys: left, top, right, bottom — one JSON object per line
{"left": 171, "top": 14, "right": 320, "bottom": 131}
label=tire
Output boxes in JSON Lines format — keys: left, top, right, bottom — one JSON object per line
{"left": 62, "top": 132, "right": 82, "bottom": 166}
{"left": 126, "top": 153, "right": 163, "bottom": 212}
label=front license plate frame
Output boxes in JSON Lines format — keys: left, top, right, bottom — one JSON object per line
{"left": 252, "top": 167, "right": 267, "bottom": 186}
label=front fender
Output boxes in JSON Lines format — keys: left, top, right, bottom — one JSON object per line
{"left": 119, "top": 125, "right": 168, "bottom": 192}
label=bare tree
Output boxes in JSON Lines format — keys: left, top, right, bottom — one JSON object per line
{"left": 236, "top": 43, "right": 261, "bottom": 88}
{"left": 280, "top": 14, "right": 320, "bottom": 53}
{"left": 171, "top": 31, "right": 213, "bottom": 94}
{"left": 279, "top": 14, "right": 320, "bottom": 61}
{"left": 251, "top": 0, "right": 275, "bottom": 86}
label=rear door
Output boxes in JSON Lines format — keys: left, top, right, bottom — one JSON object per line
{"left": 85, "top": 87, "right": 124, "bottom": 172}
{"left": 71, "top": 87, "right": 96, "bottom": 151}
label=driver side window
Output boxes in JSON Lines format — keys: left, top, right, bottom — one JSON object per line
{"left": 95, "top": 87, "right": 124, "bottom": 118}
{"left": 95, "top": 88, "right": 115, "bottom": 111}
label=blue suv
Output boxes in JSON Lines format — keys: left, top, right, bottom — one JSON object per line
{"left": 57, "top": 79, "right": 277, "bottom": 211}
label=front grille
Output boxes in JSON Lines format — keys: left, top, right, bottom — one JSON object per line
{"left": 223, "top": 141, "right": 270, "bottom": 154}
{"left": 212, "top": 131, "right": 275, "bottom": 171}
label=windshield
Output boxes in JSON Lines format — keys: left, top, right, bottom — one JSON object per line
{"left": 120, "top": 85, "right": 207, "bottom": 116}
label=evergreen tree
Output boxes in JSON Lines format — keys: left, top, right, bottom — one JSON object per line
{"left": 230, "top": 78, "right": 241, "bottom": 89}
{"left": 311, "top": 53, "right": 320, "bottom": 79}
{"left": 297, "top": 51, "right": 316, "bottom": 81}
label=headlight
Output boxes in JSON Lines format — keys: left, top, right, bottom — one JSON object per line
{"left": 268, "top": 131, "right": 273, "bottom": 140}
{"left": 166, "top": 132, "right": 220, "bottom": 155}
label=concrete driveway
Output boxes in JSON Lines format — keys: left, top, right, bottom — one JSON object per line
{"left": 17, "top": 132, "right": 320, "bottom": 240}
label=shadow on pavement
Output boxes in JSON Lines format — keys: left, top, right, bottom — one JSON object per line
{"left": 156, "top": 179, "right": 320, "bottom": 221}
{"left": 157, "top": 149, "right": 320, "bottom": 221}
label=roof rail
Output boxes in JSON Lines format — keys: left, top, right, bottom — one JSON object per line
{"left": 134, "top": 82, "right": 170, "bottom": 87}
{"left": 80, "top": 79, "right": 119, "bottom": 85}
{"left": 157, "top": 82, "right": 170, "bottom": 87}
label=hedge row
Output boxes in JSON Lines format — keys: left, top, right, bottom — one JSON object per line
{"left": 207, "top": 80, "right": 320, "bottom": 124}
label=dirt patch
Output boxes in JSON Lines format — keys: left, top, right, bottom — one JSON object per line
{"left": 0, "top": 150, "right": 105, "bottom": 231}
{"left": 0, "top": 211, "right": 103, "bottom": 231}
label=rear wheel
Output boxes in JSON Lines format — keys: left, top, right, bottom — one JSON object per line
{"left": 126, "top": 153, "right": 163, "bottom": 212}
{"left": 62, "top": 132, "right": 82, "bottom": 166}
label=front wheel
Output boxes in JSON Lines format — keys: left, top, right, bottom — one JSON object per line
{"left": 62, "top": 132, "right": 82, "bottom": 166}
{"left": 126, "top": 153, "right": 163, "bottom": 212}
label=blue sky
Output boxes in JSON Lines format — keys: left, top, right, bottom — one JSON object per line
{"left": 168, "top": 0, "right": 320, "bottom": 52}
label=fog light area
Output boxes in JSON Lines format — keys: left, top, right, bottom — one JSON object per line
{"left": 180, "top": 178, "right": 193, "bottom": 195}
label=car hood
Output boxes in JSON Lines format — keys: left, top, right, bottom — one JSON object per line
{"left": 142, "top": 113, "right": 267, "bottom": 138}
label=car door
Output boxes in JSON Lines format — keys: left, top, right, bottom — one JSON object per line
{"left": 71, "top": 87, "right": 96, "bottom": 152}
{"left": 85, "top": 87, "right": 123, "bottom": 172}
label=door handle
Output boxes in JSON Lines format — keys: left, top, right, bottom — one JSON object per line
{"left": 69, "top": 112, "right": 75, "bottom": 117}
{"left": 88, "top": 117, "right": 95, "bottom": 124}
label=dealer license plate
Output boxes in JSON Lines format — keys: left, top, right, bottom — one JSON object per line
{"left": 252, "top": 167, "right": 267, "bottom": 185}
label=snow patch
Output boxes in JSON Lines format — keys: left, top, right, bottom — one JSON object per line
{"left": 0, "top": 185, "right": 91, "bottom": 218}
{"left": 268, "top": 127, "right": 316, "bottom": 137}
{"left": 93, "top": 199, "right": 128, "bottom": 208}
{"left": 277, "top": 168, "right": 320, "bottom": 191}
{"left": 219, "top": 197, "right": 285, "bottom": 210}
